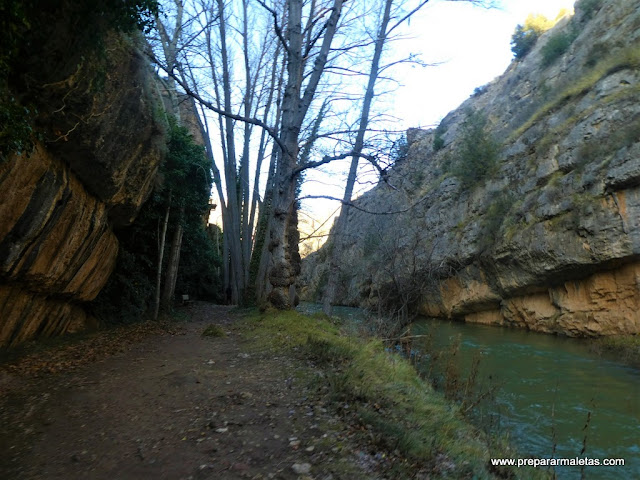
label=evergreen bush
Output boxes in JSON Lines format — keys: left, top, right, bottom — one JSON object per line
{"left": 510, "top": 13, "right": 555, "bottom": 60}
{"left": 541, "top": 27, "right": 579, "bottom": 67}
{"left": 577, "top": 0, "right": 603, "bottom": 21}
{"left": 450, "top": 110, "right": 500, "bottom": 189}
{"left": 433, "top": 123, "right": 446, "bottom": 151}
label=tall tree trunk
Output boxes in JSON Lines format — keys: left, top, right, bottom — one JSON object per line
{"left": 250, "top": 51, "right": 285, "bottom": 303}
{"left": 190, "top": 73, "right": 231, "bottom": 303}
{"left": 260, "top": 0, "right": 344, "bottom": 309}
{"left": 240, "top": 0, "right": 254, "bottom": 291}
{"left": 162, "top": 206, "right": 185, "bottom": 311}
{"left": 260, "top": 0, "right": 302, "bottom": 308}
{"left": 216, "top": 0, "right": 245, "bottom": 304}
{"left": 252, "top": 147, "right": 279, "bottom": 304}
{"left": 153, "top": 193, "right": 171, "bottom": 321}
{"left": 222, "top": 215, "right": 231, "bottom": 302}
{"left": 322, "top": 0, "right": 394, "bottom": 315}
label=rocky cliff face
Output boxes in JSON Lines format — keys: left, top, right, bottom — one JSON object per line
{"left": 0, "top": 34, "right": 166, "bottom": 348}
{"left": 302, "top": 0, "right": 640, "bottom": 336}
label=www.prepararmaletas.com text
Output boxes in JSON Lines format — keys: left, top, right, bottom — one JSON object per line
{"left": 490, "top": 457, "right": 625, "bottom": 468}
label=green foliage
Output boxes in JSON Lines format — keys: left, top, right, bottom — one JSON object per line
{"left": 163, "top": 116, "right": 211, "bottom": 207}
{"left": 472, "top": 84, "right": 488, "bottom": 97}
{"left": 390, "top": 133, "right": 409, "bottom": 163}
{"left": 247, "top": 201, "right": 270, "bottom": 303}
{"left": 584, "top": 41, "right": 609, "bottom": 68}
{"left": 0, "top": 97, "right": 35, "bottom": 160}
{"left": 243, "top": 310, "right": 545, "bottom": 479}
{"left": 92, "top": 118, "right": 221, "bottom": 323}
{"left": 450, "top": 110, "right": 500, "bottom": 189}
{"left": 511, "top": 13, "right": 555, "bottom": 59}
{"left": 0, "top": 1, "right": 33, "bottom": 160}
{"left": 176, "top": 224, "right": 223, "bottom": 302}
{"left": 479, "top": 192, "right": 514, "bottom": 251}
{"left": 362, "top": 231, "right": 381, "bottom": 257}
{"left": 511, "top": 24, "right": 538, "bottom": 59}
{"left": 409, "top": 170, "right": 425, "bottom": 189}
{"left": 433, "top": 136, "right": 444, "bottom": 152}
{"left": 0, "top": 1, "right": 31, "bottom": 77}
{"left": 541, "top": 27, "right": 579, "bottom": 67}
{"left": 577, "top": 0, "right": 603, "bottom": 21}
{"left": 97, "top": 0, "right": 160, "bottom": 33}
{"left": 0, "top": 0, "right": 160, "bottom": 159}
{"left": 577, "top": 115, "right": 640, "bottom": 167}
{"left": 509, "top": 47, "right": 640, "bottom": 144}
{"left": 92, "top": 247, "right": 156, "bottom": 323}
{"left": 202, "top": 324, "right": 226, "bottom": 337}
{"left": 433, "top": 123, "right": 446, "bottom": 152}
{"left": 312, "top": 268, "right": 329, "bottom": 301}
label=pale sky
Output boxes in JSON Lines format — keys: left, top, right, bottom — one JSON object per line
{"left": 391, "top": 0, "right": 576, "bottom": 129}
{"left": 300, "top": 0, "right": 577, "bottom": 224}
{"left": 208, "top": 0, "right": 578, "bottom": 231}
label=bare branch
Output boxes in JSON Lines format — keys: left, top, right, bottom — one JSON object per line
{"left": 145, "top": 50, "right": 287, "bottom": 154}
{"left": 388, "top": 0, "right": 431, "bottom": 36}
{"left": 302, "top": 9, "right": 331, "bottom": 58}
{"left": 256, "top": 0, "right": 289, "bottom": 53}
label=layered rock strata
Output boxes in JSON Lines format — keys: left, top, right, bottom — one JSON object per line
{"left": 0, "top": 36, "right": 165, "bottom": 347}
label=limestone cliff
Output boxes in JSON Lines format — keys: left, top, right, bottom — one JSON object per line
{"left": 0, "top": 34, "right": 166, "bottom": 348}
{"left": 302, "top": 0, "right": 640, "bottom": 336}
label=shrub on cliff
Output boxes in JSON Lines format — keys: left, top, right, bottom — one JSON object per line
{"left": 541, "top": 27, "right": 579, "bottom": 67}
{"left": 576, "top": 0, "right": 603, "bottom": 21}
{"left": 510, "top": 9, "right": 574, "bottom": 61}
{"left": 450, "top": 109, "right": 500, "bottom": 189}
{"left": 511, "top": 13, "right": 555, "bottom": 59}
{"left": 433, "top": 123, "right": 446, "bottom": 151}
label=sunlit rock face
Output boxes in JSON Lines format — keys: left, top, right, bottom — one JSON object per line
{"left": 0, "top": 35, "right": 166, "bottom": 348}
{"left": 301, "top": 0, "right": 640, "bottom": 336}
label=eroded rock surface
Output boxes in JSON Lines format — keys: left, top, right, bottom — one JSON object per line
{"left": 302, "top": 0, "right": 640, "bottom": 336}
{"left": 0, "top": 35, "right": 165, "bottom": 347}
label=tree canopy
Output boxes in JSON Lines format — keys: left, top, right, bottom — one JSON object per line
{"left": 510, "top": 13, "right": 556, "bottom": 59}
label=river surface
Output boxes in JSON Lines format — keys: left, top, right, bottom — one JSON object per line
{"left": 300, "top": 304, "right": 640, "bottom": 479}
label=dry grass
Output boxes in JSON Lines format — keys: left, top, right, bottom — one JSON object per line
{"left": 241, "top": 309, "right": 549, "bottom": 479}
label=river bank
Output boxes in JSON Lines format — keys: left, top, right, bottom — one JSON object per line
{"left": 0, "top": 302, "right": 544, "bottom": 479}
{"left": 296, "top": 303, "right": 640, "bottom": 479}
{"left": 406, "top": 317, "right": 640, "bottom": 480}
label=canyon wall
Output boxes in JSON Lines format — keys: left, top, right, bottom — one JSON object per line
{"left": 0, "top": 34, "right": 166, "bottom": 347}
{"left": 302, "top": 0, "right": 640, "bottom": 336}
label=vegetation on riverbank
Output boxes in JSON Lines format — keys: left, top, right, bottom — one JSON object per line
{"left": 242, "top": 309, "right": 548, "bottom": 479}
{"left": 590, "top": 335, "right": 640, "bottom": 369}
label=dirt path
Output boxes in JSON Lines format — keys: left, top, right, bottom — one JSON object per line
{"left": 0, "top": 303, "right": 379, "bottom": 480}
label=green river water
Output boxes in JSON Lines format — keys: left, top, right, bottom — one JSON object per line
{"left": 301, "top": 305, "right": 640, "bottom": 479}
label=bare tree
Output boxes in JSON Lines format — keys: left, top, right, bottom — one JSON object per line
{"left": 153, "top": 192, "right": 171, "bottom": 320}
{"left": 322, "top": 0, "right": 399, "bottom": 315}
{"left": 145, "top": 0, "right": 492, "bottom": 311}
{"left": 321, "top": 0, "right": 493, "bottom": 315}
{"left": 151, "top": 1, "right": 184, "bottom": 318}
{"left": 251, "top": 0, "right": 347, "bottom": 308}
{"left": 149, "top": 0, "right": 286, "bottom": 305}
